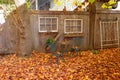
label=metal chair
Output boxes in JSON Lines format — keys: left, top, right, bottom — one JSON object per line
{"left": 59, "top": 43, "right": 66, "bottom": 61}
{"left": 69, "top": 37, "right": 82, "bottom": 57}
{"left": 64, "top": 40, "right": 75, "bottom": 57}
{"left": 47, "top": 43, "right": 65, "bottom": 64}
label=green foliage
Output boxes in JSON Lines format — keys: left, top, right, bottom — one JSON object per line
{"left": 0, "top": 0, "right": 14, "bottom": 4}
{"left": 91, "top": 50, "right": 99, "bottom": 54}
{"left": 89, "top": 0, "right": 95, "bottom": 4}
{"left": 46, "top": 38, "right": 54, "bottom": 45}
{"left": 26, "top": 0, "right": 31, "bottom": 8}
{"left": 0, "top": 0, "right": 31, "bottom": 9}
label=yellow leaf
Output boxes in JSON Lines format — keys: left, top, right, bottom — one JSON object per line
{"left": 113, "top": 73, "right": 119, "bottom": 75}
{"left": 101, "top": 3, "right": 107, "bottom": 9}
{"left": 39, "top": 75, "right": 44, "bottom": 79}
{"left": 70, "top": 75, "right": 73, "bottom": 79}
{"left": 72, "top": 0, "right": 77, "bottom": 6}
{"left": 108, "top": 0, "right": 116, "bottom": 5}
{"left": 56, "top": 1, "right": 62, "bottom": 6}
{"left": 51, "top": 68, "right": 55, "bottom": 72}
{"left": 56, "top": 69, "right": 59, "bottom": 72}
{"left": 70, "top": 69, "right": 75, "bottom": 73}
{"left": 108, "top": 6, "right": 112, "bottom": 9}
{"left": 54, "top": 0, "right": 58, "bottom": 4}
{"left": 54, "top": 73, "right": 57, "bottom": 77}
{"left": 67, "top": 0, "right": 70, "bottom": 2}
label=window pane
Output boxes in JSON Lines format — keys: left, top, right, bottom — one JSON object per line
{"left": 64, "top": 19, "right": 83, "bottom": 33}
{"left": 39, "top": 17, "right": 58, "bottom": 32}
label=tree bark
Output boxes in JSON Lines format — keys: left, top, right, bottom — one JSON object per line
{"left": 14, "top": 0, "right": 33, "bottom": 56}
{"left": 89, "top": 2, "right": 96, "bottom": 49}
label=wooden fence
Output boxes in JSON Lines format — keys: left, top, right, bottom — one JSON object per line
{"left": 94, "top": 10, "right": 120, "bottom": 49}
{"left": 31, "top": 11, "right": 90, "bottom": 52}
{"left": 1, "top": 10, "right": 120, "bottom": 53}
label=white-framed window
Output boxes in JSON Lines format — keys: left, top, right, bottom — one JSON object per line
{"left": 64, "top": 19, "right": 83, "bottom": 34}
{"left": 38, "top": 17, "right": 58, "bottom": 32}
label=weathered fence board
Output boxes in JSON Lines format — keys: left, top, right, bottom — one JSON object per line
{"left": 31, "top": 11, "right": 90, "bottom": 52}
{"left": 1, "top": 9, "right": 120, "bottom": 54}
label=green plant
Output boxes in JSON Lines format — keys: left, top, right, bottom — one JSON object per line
{"left": 89, "top": 0, "right": 95, "bottom": 4}
{"left": 91, "top": 50, "right": 99, "bottom": 54}
{"left": 54, "top": 0, "right": 95, "bottom": 7}
{"left": 26, "top": 0, "right": 31, "bottom": 9}
{"left": 46, "top": 38, "right": 54, "bottom": 45}
{"left": 0, "top": 0, "right": 14, "bottom": 4}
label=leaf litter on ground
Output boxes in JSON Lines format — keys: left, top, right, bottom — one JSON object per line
{"left": 0, "top": 48, "right": 119, "bottom": 80}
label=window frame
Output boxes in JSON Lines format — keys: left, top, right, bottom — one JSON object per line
{"left": 38, "top": 16, "right": 58, "bottom": 32}
{"left": 64, "top": 19, "right": 83, "bottom": 34}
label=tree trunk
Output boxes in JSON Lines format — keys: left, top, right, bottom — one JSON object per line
{"left": 89, "top": 2, "right": 96, "bottom": 49}
{"left": 14, "top": 0, "right": 33, "bottom": 57}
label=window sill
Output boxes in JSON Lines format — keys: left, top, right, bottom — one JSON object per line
{"left": 64, "top": 33, "right": 84, "bottom": 37}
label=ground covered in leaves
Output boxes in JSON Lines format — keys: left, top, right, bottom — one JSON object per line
{"left": 0, "top": 48, "right": 120, "bottom": 80}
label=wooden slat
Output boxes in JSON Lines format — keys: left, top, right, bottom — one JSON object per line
{"left": 31, "top": 10, "right": 89, "bottom": 15}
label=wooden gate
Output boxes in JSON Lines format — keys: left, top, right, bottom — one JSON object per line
{"left": 100, "top": 18, "right": 119, "bottom": 49}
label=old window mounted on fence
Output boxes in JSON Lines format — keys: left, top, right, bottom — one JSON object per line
{"left": 39, "top": 17, "right": 58, "bottom": 32}
{"left": 64, "top": 19, "right": 83, "bottom": 34}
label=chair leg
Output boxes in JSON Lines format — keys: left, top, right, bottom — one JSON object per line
{"left": 50, "top": 52, "right": 66, "bottom": 64}
{"left": 69, "top": 48, "right": 75, "bottom": 57}
{"left": 70, "top": 52, "right": 73, "bottom": 57}
{"left": 50, "top": 55, "right": 53, "bottom": 64}
{"left": 76, "top": 48, "right": 81, "bottom": 56}
{"left": 76, "top": 51, "right": 78, "bottom": 56}
{"left": 53, "top": 53, "right": 60, "bottom": 64}
{"left": 60, "top": 51, "right": 65, "bottom": 61}
{"left": 61, "top": 55, "right": 65, "bottom": 62}
{"left": 49, "top": 53, "right": 59, "bottom": 64}
{"left": 77, "top": 51, "right": 81, "bottom": 57}
{"left": 56, "top": 56, "right": 59, "bottom": 64}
